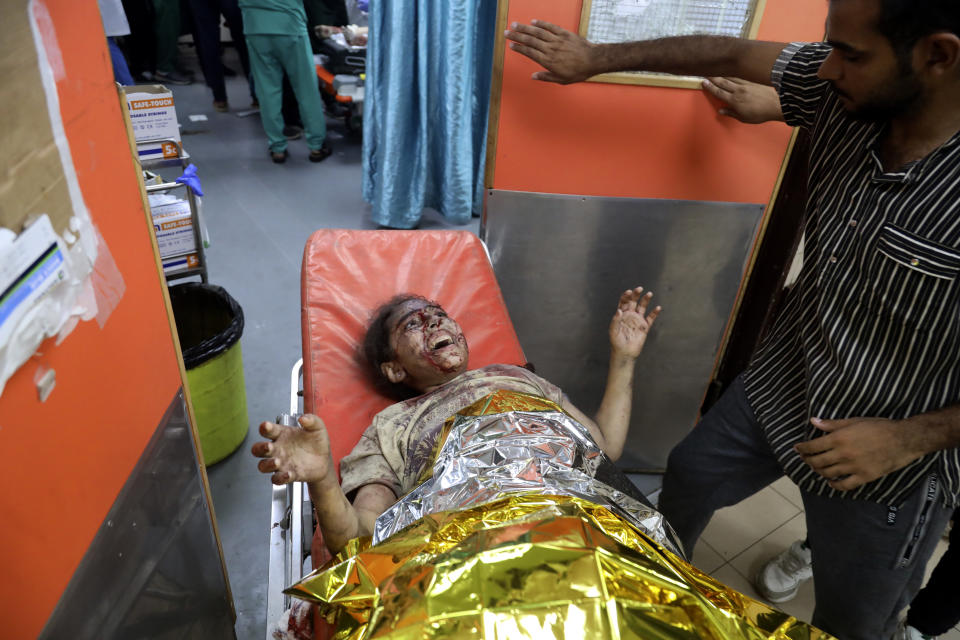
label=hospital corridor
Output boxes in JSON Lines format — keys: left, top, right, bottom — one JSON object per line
{"left": 4, "top": 1, "right": 960, "bottom": 639}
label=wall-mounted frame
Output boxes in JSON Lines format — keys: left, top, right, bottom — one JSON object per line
{"left": 579, "top": 0, "right": 767, "bottom": 88}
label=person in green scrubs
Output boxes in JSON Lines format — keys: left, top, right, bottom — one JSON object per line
{"left": 239, "top": 0, "right": 331, "bottom": 163}
{"left": 152, "top": 0, "right": 192, "bottom": 84}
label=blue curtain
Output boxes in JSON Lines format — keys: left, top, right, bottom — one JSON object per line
{"left": 362, "top": 0, "right": 497, "bottom": 229}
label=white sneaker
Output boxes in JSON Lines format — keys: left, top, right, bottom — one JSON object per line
{"left": 892, "top": 619, "right": 938, "bottom": 640}
{"left": 754, "top": 539, "right": 813, "bottom": 603}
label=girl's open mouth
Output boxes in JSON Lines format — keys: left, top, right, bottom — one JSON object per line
{"left": 428, "top": 335, "right": 456, "bottom": 351}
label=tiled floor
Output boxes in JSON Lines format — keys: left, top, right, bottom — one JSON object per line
{"left": 689, "top": 476, "right": 960, "bottom": 639}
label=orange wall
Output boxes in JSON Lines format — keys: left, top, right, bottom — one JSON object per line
{"left": 492, "top": 0, "right": 828, "bottom": 203}
{"left": 0, "top": 3, "right": 183, "bottom": 638}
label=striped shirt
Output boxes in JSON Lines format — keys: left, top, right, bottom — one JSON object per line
{"left": 743, "top": 43, "right": 960, "bottom": 508}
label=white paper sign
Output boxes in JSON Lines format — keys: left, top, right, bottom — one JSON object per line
{"left": 616, "top": 0, "right": 653, "bottom": 16}
{"left": 0, "top": 215, "right": 66, "bottom": 347}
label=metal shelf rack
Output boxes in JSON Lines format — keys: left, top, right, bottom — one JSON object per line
{"left": 138, "top": 138, "right": 208, "bottom": 283}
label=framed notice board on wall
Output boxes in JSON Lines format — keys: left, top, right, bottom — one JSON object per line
{"left": 579, "top": 0, "right": 767, "bottom": 88}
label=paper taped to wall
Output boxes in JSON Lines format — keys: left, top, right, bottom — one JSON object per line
{"left": 0, "top": 216, "right": 66, "bottom": 347}
{"left": 0, "top": 1, "right": 128, "bottom": 399}
{"left": 0, "top": 215, "right": 76, "bottom": 395}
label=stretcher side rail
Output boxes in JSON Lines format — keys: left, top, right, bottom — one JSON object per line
{"left": 265, "top": 358, "right": 310, "bottom": 640}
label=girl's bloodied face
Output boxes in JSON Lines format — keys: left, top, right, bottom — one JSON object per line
{"left": 382, "top": 299, "right": 469, "bottom": 392}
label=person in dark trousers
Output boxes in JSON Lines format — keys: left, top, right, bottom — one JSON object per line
{"left": 119, "top": 0, "right": 157, "bottom": 81}
{"left": 506, "top": 1, "right": 960, "bottom": 638}
{"left": 186, "top": 0, "right": 253, "bottom": 111}
{"left": 756, "top": 521, "right": 958, "bottom": 639}
{"left": 700, "top": 75, "right": 960, "bottom": 640}
{"left": 902, "top": 516, "right": 960, "bottom": 639}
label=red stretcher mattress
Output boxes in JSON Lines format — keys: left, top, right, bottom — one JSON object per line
{"left": 300, "top": 230, "right": 526, "bottom": 607}
{"left": 300, "top": 230, "right": 525, "bottom": 468}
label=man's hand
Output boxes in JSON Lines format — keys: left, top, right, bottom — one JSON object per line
{"left": 609, "top": 287, "right": 661, "bottom": 359}
{"left": 251, "top": 414, "right": 335, "bottom": 486}
{"left": 702, "top": 77, "right": 784, "bottom": 124}
{"left": 794, "top": 417, "right": 924, "bottom": 491}
{"left": 505, "top": 20, "right": 599, "bottom": 84}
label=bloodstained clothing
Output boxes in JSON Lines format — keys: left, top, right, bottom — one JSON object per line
{"left": 338, "top": 364, "right": 565, "bottom": 498}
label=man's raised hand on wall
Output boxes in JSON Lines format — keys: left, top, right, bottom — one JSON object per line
{"left": 702, "top": 77, "right": 784, "bottom": 124}
{"left": 505, "top": 20, "right": 599, "bottom": 84}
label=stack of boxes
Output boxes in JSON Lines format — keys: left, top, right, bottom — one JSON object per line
{"left": 124, "top": 86, "right": 199, "bottom": 275}
{"left": 148, "top": 194, "right": 199, "bottom": 274}
{"left": 125, "top": 85, "right": 181, "bottom": 161}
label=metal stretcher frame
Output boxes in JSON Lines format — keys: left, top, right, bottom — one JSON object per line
{"left": 265, "top": 358, "right": 308, "bottom": 638}
{"left": 264, "top": 230, "right": 527, "bottom": 640}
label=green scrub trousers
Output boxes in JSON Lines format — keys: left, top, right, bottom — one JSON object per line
{"left": 246, "top": 33, "right": 327, "bottom": 153}
{"left": 151, "top": 0, "right": 181, "bottom": 74}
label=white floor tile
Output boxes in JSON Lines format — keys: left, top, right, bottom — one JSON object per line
{"left": 727, "top": 512, "right": 814, "bottom": 622}
{"left": 944, "top": 626, "right": 960, "bottom": 640}
{"left": 709, "top": 563, "right": 756, "bottom": 599}
{"left": 770, "top": 475, "right": 805, "bottom": 510}
{"left": 700, "top": 486, "right": 803, "bottom": 560}
{"left": 690, "top": 539, "right": 725, "bottom": 574}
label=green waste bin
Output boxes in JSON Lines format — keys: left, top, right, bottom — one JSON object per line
{"left": 170, "top": 283, "right": 249, "bottom": 465}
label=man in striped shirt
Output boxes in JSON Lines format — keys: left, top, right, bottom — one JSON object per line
{"left": 506, "top": 2, "right": 960, "bottom": 638}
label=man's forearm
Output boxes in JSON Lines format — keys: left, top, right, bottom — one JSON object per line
{"left": 506, "top": 21, "right": 788, "bottom": 86}
{"left": 903, "top": 404, "right": 960, "bottom": 456}
{"left": 798, "top": 402, "right": 960, "bottom": 491}
{"left": 592, "top": 36, "right": 786, "bottom": 86}
{"left": 593, "top": 352, "right": 636, "bottom": 461}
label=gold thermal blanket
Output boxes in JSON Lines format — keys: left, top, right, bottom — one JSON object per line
{"left": 287, "top": 391, "right": 832, "bottom": 639}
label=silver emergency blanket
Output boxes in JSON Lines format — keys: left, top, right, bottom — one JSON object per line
{"left": 373, "top": 399, "right": 682, "bottom": 556}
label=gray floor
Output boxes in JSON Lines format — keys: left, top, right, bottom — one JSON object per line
{"left": 163, "top": 45, "right": 660, "bottom": 640}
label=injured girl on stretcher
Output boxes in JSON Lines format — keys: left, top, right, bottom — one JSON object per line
{"left": 252, "top": 288, "right": 832, "bottom": 640}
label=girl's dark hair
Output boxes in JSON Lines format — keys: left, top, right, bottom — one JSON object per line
{"left": 360, "top": 294, "right": 435, "bottom": 400}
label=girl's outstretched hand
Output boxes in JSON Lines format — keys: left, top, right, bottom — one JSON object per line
{"left": 609, "top": 287, "right": 661, "bottom": 359}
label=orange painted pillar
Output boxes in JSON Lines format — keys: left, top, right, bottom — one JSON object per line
{"left": 0, "top": 2, "right": 224, "bottom": 637}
